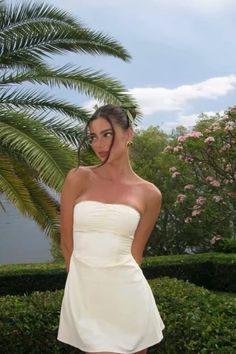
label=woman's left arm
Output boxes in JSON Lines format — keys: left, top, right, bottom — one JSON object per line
{"left": 131, "top": 186, "right": 162, "bottom": 266}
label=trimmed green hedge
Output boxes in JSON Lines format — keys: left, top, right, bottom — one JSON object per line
{"left": 0, "top": 262, "right": 66, "bottom": 296}
{"left": 1, "top": 253, "right": 235, "bottom": 295}
{"left": 0, "top": 277, "right": 235, "bottom": 353}
{"left": 142, "top": 252, "right": 236, "bottom": 293}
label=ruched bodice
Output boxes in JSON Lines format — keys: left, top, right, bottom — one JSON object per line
{"left": 73, "top": 200, "right": 140, "bottom": 266}
{"left": 58, "top": 200, "right": 165, "bottom": 353}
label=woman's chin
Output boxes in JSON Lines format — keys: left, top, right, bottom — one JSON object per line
{"left": 98, "top": 155, "right": 108, "bottom": 162}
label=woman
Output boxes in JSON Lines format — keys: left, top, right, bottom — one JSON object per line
{"left": 57, "top": 105, "right": 165, "bottom": 354}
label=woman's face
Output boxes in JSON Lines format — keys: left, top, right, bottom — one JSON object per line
{"left": 88, "top": 117, "right": 132, "bottom": 162}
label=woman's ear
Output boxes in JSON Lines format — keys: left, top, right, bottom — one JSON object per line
{"left": 127, "top": 126, "right": 134, "bottom": 142}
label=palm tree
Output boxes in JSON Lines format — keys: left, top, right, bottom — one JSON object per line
{"left": 0, "top": 1, "right": 138, "bottom": 240}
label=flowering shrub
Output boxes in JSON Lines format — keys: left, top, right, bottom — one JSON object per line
{"left": 163, "top": 107, "right": 236, "bottom": 250}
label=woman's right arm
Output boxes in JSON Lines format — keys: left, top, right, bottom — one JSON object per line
{"left": 60, "top": 168, "right": 80, "bottom": 272}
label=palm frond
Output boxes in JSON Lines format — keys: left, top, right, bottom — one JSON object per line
{"left": 0, "top": 151, "right": 35, "bottom": 212}
{"left": 14, "top": 160, "right": 60, "bottom": 239}
{"left": 0, "top": 87, "right": 90, "bottom": 121}
{"left": 0, "top": 53, "right": 49, "bottom": 70}
{"left": 0, "top": 1, "right": 80, "bottom": 31}
{"left": 35, "top": 65, "right": 138, "bottom": 106}
{"left": 37, "top": 116, "right": 85, "bottom": 147}
{"left": 0, "top": 65, "right": 139, "bottom": 112}
{"left": 0, "top": 110, "right": 76, "bottom": 191}
{"left": 0, "top": 3, "right": 131, "bottom": 64}
{"left": 0, "top": 152, "right": 60, "bottom": 239}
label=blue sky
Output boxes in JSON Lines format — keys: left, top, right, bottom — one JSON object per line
{"left": 14, "top": 0, "right": 236, "bottom": 131}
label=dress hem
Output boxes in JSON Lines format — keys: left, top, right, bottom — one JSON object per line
{"left": 57, "top": 330, "right": 164, "bottom": 353}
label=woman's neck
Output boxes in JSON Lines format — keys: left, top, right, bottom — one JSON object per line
{"left": 97, "top": 157, "right": 134, "bottom": 183}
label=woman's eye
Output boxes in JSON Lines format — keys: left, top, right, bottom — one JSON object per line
{"left": 88, "top": 136, "right": 96, "bottom": 143}
{"left": 104, "top": 132, "right": 113, "bottom": 137}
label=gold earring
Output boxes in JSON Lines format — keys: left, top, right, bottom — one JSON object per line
{"left": 127, "top": 141, "right": 133, "bottom": 146}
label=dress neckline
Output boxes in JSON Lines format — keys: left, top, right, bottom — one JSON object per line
{"left": 74, "top": 200, "right": 142, "bottom": 218}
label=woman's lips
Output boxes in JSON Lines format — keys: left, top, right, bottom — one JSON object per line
{"left": 98, "top": 151, "right": 108, "bottom": 158}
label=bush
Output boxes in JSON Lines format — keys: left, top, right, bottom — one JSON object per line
{"left": 211, "top": 237, "right": 236, "bottom": 253}
{"left": 0, "top": 262, "right": 67, "bottom": 296}
{"left": 1, "top": 253, "right": 236, "bottom": 296}
{"left": 142, "top": 252, "right": 236, "bottom": 293}
{"left": 151, "top": 277, "right": 236, "bottom": 353}
{"left": 0, "top": 277, "right": 235, "bottom": 353}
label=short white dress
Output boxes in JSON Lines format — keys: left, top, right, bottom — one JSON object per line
{"left": 57, "top": 200, "right": 165, "bottom": 353}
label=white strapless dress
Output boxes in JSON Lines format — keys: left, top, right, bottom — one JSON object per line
{"left": 57, "top": 200, "right": 165, "bottom": 353}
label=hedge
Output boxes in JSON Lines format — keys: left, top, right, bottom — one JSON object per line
{"left": 0, "top": 253, "right": 235, "bottom": 295}
{"left": 142, "top": 252, "right": 236, "bottom": 293}
{"left": 0, "top": 277, "right": 235, "bottom": 354}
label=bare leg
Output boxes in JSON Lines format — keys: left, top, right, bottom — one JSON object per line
{"left": 86, "top": 352, "right": 122, "bottom": 354}
{"left": 135, "top": 349, "right": 148, "bottom": 354}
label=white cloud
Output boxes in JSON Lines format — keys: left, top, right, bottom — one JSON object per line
{"left": 160, "top": 110, "right": 225, "bottom": 133}
{"left": 129, "top": 75, "right": 236, "bottom": 115}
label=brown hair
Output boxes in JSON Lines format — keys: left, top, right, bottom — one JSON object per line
{"left": 77, "top": 104, "right": 133, "bottom": 166}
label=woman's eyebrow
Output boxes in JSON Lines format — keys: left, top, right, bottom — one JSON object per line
{"left": 89, "top": 128, "right": 112, "bottom": 136}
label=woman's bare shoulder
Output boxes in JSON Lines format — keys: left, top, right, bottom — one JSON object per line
{"left": 143, "top": 181, "right": 162, "bottom": 200}
{"left": 134, "top": 177, "right": 162, "bottom": 210}
{"left": 134, "top": 174, "right": 161, "bottom": 196}
{"left": 64, "top": 165, "right": 92, "bottom": 186}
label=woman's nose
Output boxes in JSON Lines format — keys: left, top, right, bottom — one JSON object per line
{"left": 94, "top": 137, "right": 106, "bottom": 149}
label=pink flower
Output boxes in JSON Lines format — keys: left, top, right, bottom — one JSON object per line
{"left": 225, "top": 163, "right": 232, "bottom": 172}
{"left": 187, "top": 130, "right": 202, "bottom": 138}
{"left": 228, "top": 106, "right": 236, "bottom": 113}
{"left": 176, "top": 194, "right": 186, "bottom": 203}
{"left": 210, "top": 235, "right": 223, "bottom": 245}
{"left": 164, "top": 145, "right": 173, "bottom": 153}
{"left": 184, "top": 184, "right": 194, "bottom": 190}
{"left": 184, "top": 217, "right": 192, "bottom": 223}
{"left": 210, "top": 123, "right": 221, "bottom": 131}
{"left": 223, "top": 113, "right": 230, "bottom": 121}
{"left": 206, "top": 176, "right": 214, "bottom": 182}
{"left": 196, "top": 196, "right": 207, "bottom": 205}
{"left": 223, "top": 113, "right": 230, "bottom": 120}
{"left": 177, "top": 135, "right": 187, "bottom": 143}
{"left": 187, "top": 131, "right": 203, "bottom": 138}
{"left": 173, "top": 144, "right": 183, "bottom": 152}
{"left": 224, "top": 121, "right": 235, "bottom": 132}
{"left": 220, "top": 143, "right": 231, "bottom": 152}
{"left": 183, "top": 156, "right": 194, "bottom": 163}
{"left": 171, "top": 171, "right": 180, "bottom": 178}
{"left": 212, "top": 195, "right": 223, "bottom": 202}
{"left": 192, "top": 209, "right": 202, "bottom": 216}
{"left": 204, "top": 136, "right": 215, "bottom": 144}
{"left": 169, "top": 166, "right": 177, "bottom": 173}
{"left": 210, "top": 180, "right": 220, "bottom": 187}
{"left": 178, "top": 131, "right": 203, "bottom": 143}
